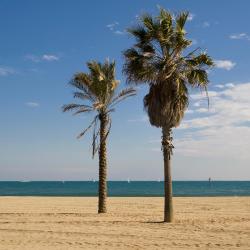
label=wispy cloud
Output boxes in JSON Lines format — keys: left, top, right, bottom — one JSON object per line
{"left": 25, "top": 102, "right": 40, "bottom": 107}
{"left": 196, "top": 108, "right": 209, "bottom": 113}
{"left": 25, "top": 54, "right": 59, "bottom": 62}
{"left": 42, "top": 54, "right": 59, "bottom": 61}
{"left": 214, "top": 83, "right": 234, "bottom": 89}
{"left": 214, "top": 60, "right": 236, "bottom": 70}
{"left": 106, "top": 21, "right": 125, "bottom": 35}
{"left": 187, "top": 13, "right": 195, "bottom": 21}
{"left": 175, "top": 82, "right": 250, "bottom": 158}
{"left": 225, "top": 83, "right": 235, "bottom": 88}
{"left": 0, "top": 66, "right": 15, "bottom": 76}
{"left": 193, "top": 102, "right": 201, "bottom": 107}
{"left": 114, "top": 30, "right": 125, "bottom": 35}
{"left": 202, "top": 21, "right": 210, "bottom": 28}
{"left": 230, "top": 33, "right": 250, "bottom": 41}
{"left": 186, "top": 109, "right": 194, "bottom": 114}
{"left": 214, "top": 84, "right": 224, "bottom": 89}
{"left": 106, "top": 21, "right": 119, "bottom": 31}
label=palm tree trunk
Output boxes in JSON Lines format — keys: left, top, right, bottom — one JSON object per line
{"left": 98, "top": 113, "right": 108, "bottom": 213}
{"left": 162, "top": 126, "right": 173, "bottom": 222}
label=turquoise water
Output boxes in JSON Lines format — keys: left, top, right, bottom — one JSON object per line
{"left": 0, "top": 181, "right": 249, "bottom": 196}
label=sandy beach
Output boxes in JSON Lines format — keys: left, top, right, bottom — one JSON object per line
{"left": 0, "top": 197, "right": 249, "bottom": 249}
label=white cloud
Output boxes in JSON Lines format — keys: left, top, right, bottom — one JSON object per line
{"left": 176, "top": 82, "right": 250, "bottom": 158}
{"left": 186, "top": 109, "right": 194, "bottom": 114}
{"left": 106, "top": 21, "right": 125, "bottom": 35}
{"left": 214, "top": 60, "right": 236, "bottom": 70}
{"left": 0, "top": 67, "right": 15, "bottom": 76}
{"left": 214, "top": 84, "right": 224, "bottom": 89}
{"left": 202, "top": 21, "right": 210, "bottom": 28}
{"left": 25, "top": 102, "right": 40, "bottom": 107}
{"left": 106, "top": 21, "right": 119, "bottom": 31}
{"left": 175, "top": 126, "right": 250, "bottom": 158}
{"left": 191, "top": 91, "right": 219, "bottom": 101}
{"left": 214, "top": 83, "right": 234, "bottom": 89}
{"left": 114, "top": 30, "right": 125, "bottom": 35}
{"left": 187, "top": 13, "right": 195, "bottom": 21}
{"left": 229, "top": 33, "right": 250, "bottom": 40}
{"left": 135, "top": 14, "right": 139, "bottom": 20}
{"left": 25, "top": 54, "right": 59, "bottom": 62}
{"left": 196, "top": 108, "right": 209, "bottom": 113}
{"left": 193, "top": 102, "right": 200, "bottom": 107}
{"left": 225, "top": 83, "right": 235, "bottom": 88}
{"left": 42, "top": 54, "right": 59, "bottom": 61}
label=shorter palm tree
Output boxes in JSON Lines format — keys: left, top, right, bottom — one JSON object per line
{"left": 63, "top": 60, "right": 136, "bottom": 213}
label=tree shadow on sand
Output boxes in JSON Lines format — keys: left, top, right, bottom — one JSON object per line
{"left": 144, "top": 221, "right": 166, "bottom": 224}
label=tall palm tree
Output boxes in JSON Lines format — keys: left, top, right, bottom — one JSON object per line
{"left": 63, "top": 60, "right": 136, "bottom": 213}
{"left": 123, "top": 8, "right": 213, "bottom": 222}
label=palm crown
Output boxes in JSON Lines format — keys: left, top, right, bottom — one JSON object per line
{"left": 123, "top": 9, "right": 213, "bottom": 128}
{"left": 63, "top": 60, "right": 136, "bottom": 157}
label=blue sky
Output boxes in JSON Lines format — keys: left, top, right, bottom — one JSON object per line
{"left": 1, "top": 0, "right": 250, "bottom": 180}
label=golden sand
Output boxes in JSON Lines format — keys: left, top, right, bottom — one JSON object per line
{"left": 0, "top": 197, "right": 249, "bottom": 249}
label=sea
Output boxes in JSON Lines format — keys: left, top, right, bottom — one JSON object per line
{"left": 0, "top": 181, "right": 249, "bottom": 197}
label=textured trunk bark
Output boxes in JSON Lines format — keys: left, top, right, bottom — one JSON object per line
{"left": 98, "top": 113, "right": 108, "bottom": 213}
{"left": 162, "top": 126, "right": 173, "bottom": 222}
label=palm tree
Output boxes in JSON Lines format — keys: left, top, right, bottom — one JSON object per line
{"left": 63, "top": 60, "right": 136, "bottom": 213}
{"left": 123, "top": 8, "right": 213, "bottom": 222}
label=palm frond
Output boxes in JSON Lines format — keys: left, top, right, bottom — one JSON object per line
{"left": 87, "top": 61, "right": 102, "bottom": 79}
{"left": 123, "top": 48, "right": 157, "bottom": 83}
{"left": 70, "top": 74, "right": 96, "bottom": 101}
{"left": 175, "top": 11, "right": 189, "bottom": 32}
{"left": 141, "top": 13, "right": 155, "bottom": 31}
{"left": 73, "top": 107, "right": 93, "bottom": 115}
{"left": 106, "top": 108, "right": 115, "bottom": 114}
{"left": 77, "top": 115, "right": 98, "bottom": 139}
{"left": 73, "top": 92, "right": 94, "bottom": 101}
{"left": 186, "top": 53, "right": 214, "bottom": 67}
{"left": 62, "top": 103, "right": 92, "bottom": 112}
{"left": 186, "top": 69, "right": 209, "bottom": 87}
{"left": 103, "top": 116, "right": 112, "bottom": 142}
{"left": 71, "top": 72, "right": 92, "bottom": 88}
{"left": 127, "top": 26, "right": 150, "bottom": 45}
{"left": 91, "top": 117, "right": 99, "bottom": 158}
{"left": 110, "top": 87, "right": 136, "bottom": 107}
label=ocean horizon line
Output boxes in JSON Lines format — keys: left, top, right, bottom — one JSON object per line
{"left": 0, "top": 180, "right": 249, "bottom": 182}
